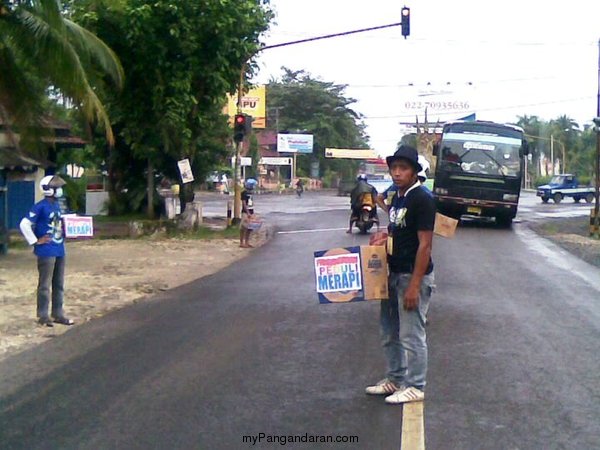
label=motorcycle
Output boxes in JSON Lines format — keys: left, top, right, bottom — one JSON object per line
{"left": 354, "top": 193, "right": 378, "bottom": 234}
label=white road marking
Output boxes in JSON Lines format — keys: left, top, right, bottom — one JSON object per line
{"left": 277, "top": 227, "right": 349, "bottom": 235}
{"left": 537, "top": 211, "right": 591, "bottom": 218}
{"left": 401, "top": 402, "right": 425, "bottom": 450}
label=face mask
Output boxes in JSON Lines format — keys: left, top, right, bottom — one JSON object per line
{"left": 54, "top": 187, "right": 64, "bottom": 198}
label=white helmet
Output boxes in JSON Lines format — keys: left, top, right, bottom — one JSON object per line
{"left": 40, "top": 175, "right": 66, "bottom": 197}
{"left": 417, "top": 155, "right": 430, "bottom": 181}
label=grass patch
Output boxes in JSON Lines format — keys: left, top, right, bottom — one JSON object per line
{"left": 167, "top": 224, "right": 239, "bottom": 240}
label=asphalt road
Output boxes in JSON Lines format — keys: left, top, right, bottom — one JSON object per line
{"left": 1, "top": 192, "right": 599, "bottom": 449}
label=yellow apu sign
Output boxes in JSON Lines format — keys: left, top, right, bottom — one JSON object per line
{"left": 226, "top": 85, "right": 266, "bottom": 129}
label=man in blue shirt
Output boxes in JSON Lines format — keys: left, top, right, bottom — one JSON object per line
{"left": 20, "top": 175, "right": 74, "bottom": 327}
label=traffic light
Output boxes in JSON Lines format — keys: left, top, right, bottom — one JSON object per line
{"left": 401, "top": 6, "right": 410, "bottom": 39}
{"left": 233, "top": 114, "right": 247, "bottom": 143}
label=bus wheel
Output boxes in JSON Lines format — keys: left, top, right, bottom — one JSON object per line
{"left": 585, "top": 194, "right": 594, "bottom": 203}
{"left": 553, "top": 193, "right": 563, "bottom": 204}
{"left": 541, "top": 196, "right": 549, "bottom": 203}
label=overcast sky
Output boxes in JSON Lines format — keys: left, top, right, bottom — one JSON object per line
{"left": 253, "top": 0, "right": 600, "bottom": 157}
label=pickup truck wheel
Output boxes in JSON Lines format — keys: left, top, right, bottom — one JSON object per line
{"left": 541, "top": 196, "right": 549, "bottom": 203}
{"left": 574, "top": 196, "right": 581, "bottom": 203}
{"left": 585, "top": 193, "right": 594, "bottom": 203}
{"left": 553, "top": 193, "right": 563, "bottom": 204}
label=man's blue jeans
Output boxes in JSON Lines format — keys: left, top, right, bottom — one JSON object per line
{"left": 380, "top": 272, "right": 435, "bottom": 390}
{"left": 37, "top": 256, "right": 65, "bottom": 319}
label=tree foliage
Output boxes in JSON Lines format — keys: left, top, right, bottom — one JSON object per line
{"left": 266, "top": 68, "right": 370, "bottom": 182}
{"left": 515, "top": 115, "right": 596, "bottom": 181}
{"left": 71, "top": 0, "right": 273, "bottom": 216}
{"left": 0, "top": 0, "right": 123, "bottom": 146}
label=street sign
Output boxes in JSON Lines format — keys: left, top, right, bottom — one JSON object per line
{"left": 325, "top": 148, "right": 377, "bottom": 159}
{"left": 277, "top": 134, "right": 314, "bottom": 153}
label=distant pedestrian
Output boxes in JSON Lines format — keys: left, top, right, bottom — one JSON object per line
{"left": 240, "top": 181, "right": 256, "bottom": 248}
{"left": 366, "top": 145, "right": 435, "bottom": 404}
{"left": 19, "top": 175, "right": 74, "bottom": 327}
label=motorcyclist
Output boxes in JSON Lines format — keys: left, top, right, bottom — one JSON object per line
{"left": 295, "top": 178, "right": 304, "bottom": 198}
{"left": 347, "top": 174, "right": 379, "bottom": 234}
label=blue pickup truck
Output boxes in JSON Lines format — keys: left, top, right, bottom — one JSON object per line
{"left": 536, "top": 174, "right": 596, "bottom": 204}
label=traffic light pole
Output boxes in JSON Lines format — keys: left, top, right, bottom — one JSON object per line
{"left": 232, "top": 65, "right": 245, "bottom": 225}
{"left": 231, "top": 11, "right": 411, "bottom": 223}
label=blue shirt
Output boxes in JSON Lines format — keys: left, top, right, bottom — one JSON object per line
{"left": 27, "top": 198, "right": 65, "bottom": 257}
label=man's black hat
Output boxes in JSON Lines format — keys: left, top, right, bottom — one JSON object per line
{"left": 386, "top": 145, "right": 422, "bottom": 172}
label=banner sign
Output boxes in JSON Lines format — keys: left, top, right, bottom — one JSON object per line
{"left": 231, "top": 156, "right": 252, "bottom": 167}
{"left": 177, "top": 158, "right": 194, "bottom": 184}
{"left": 401, "top": 84, "right": 476, "bottom": 122}
{"left": 313, "top": 246, "right": 388, "bottom": 304}
{"left": 63, "top": 215, "right": 94, "bottom": 238}
{"left": 277, "top": 134, "right": 314, "bottom": 154}
{"left": 259, "top": 157, "right": 292, "bottom": 166}
{"left": 325, "top": 148, "right": 377, "bottom": 159}
{"left": 226, "top": 86, "right": 266, "bottom": 128}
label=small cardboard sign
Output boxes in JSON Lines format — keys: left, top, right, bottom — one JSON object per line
{"left": 63, "top": 215, "right": 94, "bottom": 238}
{"left": 434, "top": 213, "right": 458, "bottom": 238}
{"left": 177, "top": 158, "right": 195, "bottom": 184}
{"left": 314, "top": 246, "right": 388, "bottom": 304}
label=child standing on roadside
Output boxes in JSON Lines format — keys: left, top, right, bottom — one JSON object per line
{"left": 240, "top": 181, "right": 256, "bottom": 248}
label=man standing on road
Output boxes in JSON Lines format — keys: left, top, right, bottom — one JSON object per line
{"left": 19, "top": 175, "right": 74, "bottom": 327}
{"left": 366, "top": 145, "right": 436, "bottom": 404}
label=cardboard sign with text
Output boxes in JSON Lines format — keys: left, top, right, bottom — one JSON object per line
{"left": 434, "top": 213, "right": 458, "bottom": 238}
{"left": 63, "top": 215, "right": 94, "bottom": 238}
{"left": 314, "top": 246, "right": 388, "bottom": 304}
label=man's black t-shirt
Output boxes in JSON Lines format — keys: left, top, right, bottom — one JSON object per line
{"left": 387, "top": 183, "right": 436, "bottom": 273}
{"left": 241, "top": 190, "right": 254, "bottom": 214}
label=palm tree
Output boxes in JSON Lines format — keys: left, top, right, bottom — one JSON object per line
{"left": 0, "top": 0, "right": 123, "bottom": 145}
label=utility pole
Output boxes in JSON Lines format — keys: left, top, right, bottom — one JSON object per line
{"left": 551, "top": 134, "right": 555, "bottom": 175}
{"left": 593, "top": 38, "right": 600, "bottom": 237}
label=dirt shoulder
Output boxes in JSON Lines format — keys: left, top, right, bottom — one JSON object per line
{"left": 528, "top": 217, "right": 600, "bottom": 268}
{"left": 0, "top": 226, "right": 268, "bottom": 362}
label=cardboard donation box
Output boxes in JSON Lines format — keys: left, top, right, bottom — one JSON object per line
{"left": 314, "top": 246, "right": 388, "bottom": 304}
{"left": 434, "top": 213, "right": 458, "bottom": 238}
{"left": 63, "top": 215, "right": 94, "bottom": 238}
{"left": 241, "top": 215, "right": 262, "bottom": 230}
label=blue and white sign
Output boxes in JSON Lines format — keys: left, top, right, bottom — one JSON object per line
{"left": 277, "top": 134, "right": 314, "bottom": 154}
{"left": 63, "top": 215, "right": 94, "bottom": 238}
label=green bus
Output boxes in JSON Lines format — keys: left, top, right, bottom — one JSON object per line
{"left": 433, "top": 120, "right": 529, "bottom": 227}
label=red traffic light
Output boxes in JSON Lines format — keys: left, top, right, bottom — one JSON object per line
{"left": 235, "top": 114, "right": 246, "bottom": 125}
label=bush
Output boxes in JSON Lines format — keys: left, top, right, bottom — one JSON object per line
{"left": 577, "top": 175, "right": 592, "bottom": 186}
{"left": 534, "top": 175, "right": 553, "bottom": 187}
{"left": 63, "top": 176, "right": 87, "bottom": 213}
